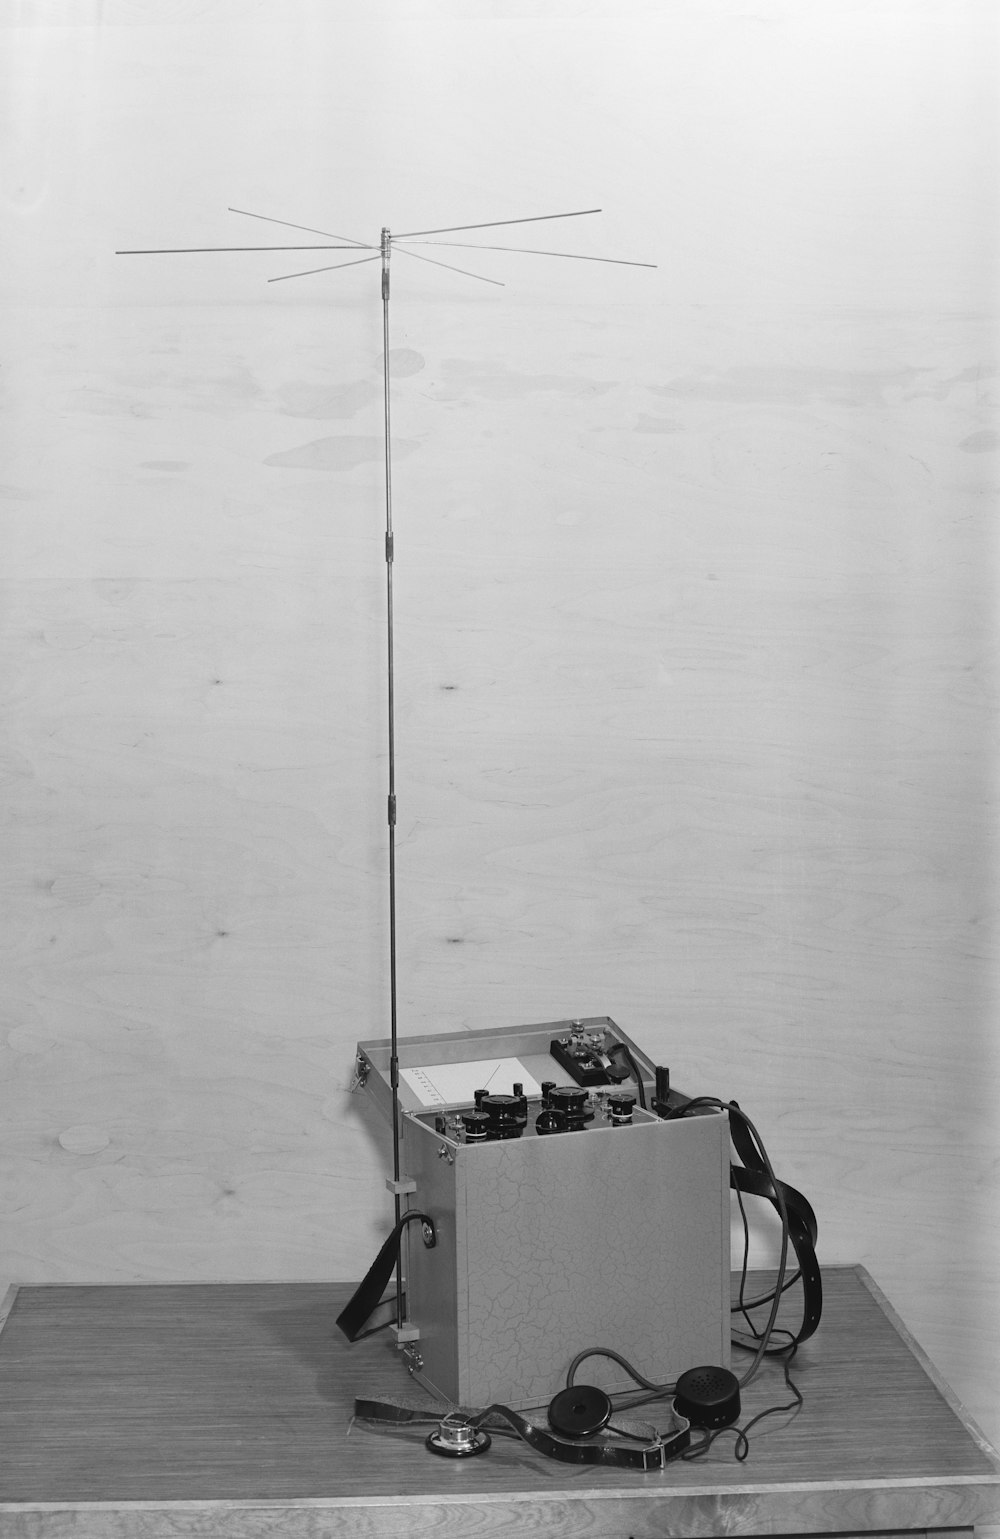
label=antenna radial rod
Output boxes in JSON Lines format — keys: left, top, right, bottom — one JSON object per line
{"left": 227, "top": 206, "right": 369, "bottom": 246}
{"left": 115, "top": 243, "right": 370, "bottom": 255}
{"left": 397, "top": 239, "right": 656, "bottom": 269}
{"left": 381, "top": 227, "right": 405, "bottom": 1332}
{"left": 393, "top": 207, "right": 601, "bottom": 239}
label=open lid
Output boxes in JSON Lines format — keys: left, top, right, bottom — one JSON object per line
{"left": 354, "top": 1014, "right": 657, "bottom": 1124}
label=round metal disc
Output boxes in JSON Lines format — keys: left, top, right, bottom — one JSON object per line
{"left": 425, "top": 1423, "right": 492, "bottom": 1458}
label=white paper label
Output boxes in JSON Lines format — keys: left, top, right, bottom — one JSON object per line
{"left": 401, "top": 1057, "right": 543, "bottom": 1108}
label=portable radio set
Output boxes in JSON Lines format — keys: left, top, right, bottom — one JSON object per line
{"left": 341, "top": 1014, "right": 822, "bottom": 1469}
{"left": 115, "top": 207, "right": 822, "bottom": 1468}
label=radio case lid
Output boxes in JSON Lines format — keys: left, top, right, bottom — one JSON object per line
{"left": 354, "top": 1015, "right": 656, "bottom": 1124}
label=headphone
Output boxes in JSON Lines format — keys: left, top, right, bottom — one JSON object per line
{"left": 354, "top": 1387, "right": 692, "bottom": 1470}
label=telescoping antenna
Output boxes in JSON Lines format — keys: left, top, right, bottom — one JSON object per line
{"left": 117, "top": 204, "right": 656, "bottom": 1340}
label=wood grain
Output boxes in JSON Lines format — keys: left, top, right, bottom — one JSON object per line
{"left": 0, "top": 1269, "right": 996, "bottom": 1539}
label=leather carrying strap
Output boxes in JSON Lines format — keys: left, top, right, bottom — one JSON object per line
{"left": 475, "top": 1403, "right": 691, "bottom": 1469}
{"left": 353, "top": 1398, "right": 692, "bottom": 1471}
{"left": 728, "top": 1110, "right": 822, "bottom": 1343}
{"left": 336, "top": 1211, "right": 432, "bottom": 1342}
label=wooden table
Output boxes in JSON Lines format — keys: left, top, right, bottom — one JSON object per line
{"left": 0, "top": 1265, "right": 996, "bottom": 1538}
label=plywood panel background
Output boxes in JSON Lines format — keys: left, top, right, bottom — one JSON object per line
{"left": 1, "top": 0, "right": 997, "bottom": 1473}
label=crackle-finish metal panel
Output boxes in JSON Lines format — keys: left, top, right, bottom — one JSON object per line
{"left": 404, "top": 1107, "right": 730, "bottom": 1407}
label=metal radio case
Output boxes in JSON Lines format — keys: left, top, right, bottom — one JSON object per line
{"left": 355, "top": 1016, "right": 730, "bottom": 1408}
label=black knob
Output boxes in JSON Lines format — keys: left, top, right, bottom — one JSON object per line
{"left": 607, "top": 1092, "right": 636, "bottom": 1125}
{"left": 480, "top": 1093, "right": 523, "bottom": 1140}
{"left": 549, "top": 1086, "right": 589, "bottom": 1129}
{"left": 549, "top": 1086, "right": 588, "bottom": 1114}
{"left": 461, "top": 1110, "right": 490, "bottom": 1142}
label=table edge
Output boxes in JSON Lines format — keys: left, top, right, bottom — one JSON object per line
{"left": 2, "top": 1473, "right": 999, "bottom": 1510}
{"left": 852, "top": 1264, "right": 1000, "bottom": 1469}
{"left": 0, "top": 1282, "right": 17, "bottom": 1339}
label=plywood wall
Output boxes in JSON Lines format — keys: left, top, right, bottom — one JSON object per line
{"left": 1, "top": 0, "right": 997, "bottom": 1463}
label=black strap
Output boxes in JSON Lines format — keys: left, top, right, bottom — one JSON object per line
{"left": 354, "top": 1397, "right": 441, "bottom": 1423}
{"left": 476, "top": 1403, "right": 691, "bottom": 1469}
{"left": 335, "top": 1211, "right": 433, "bottom": 1342}
{"left": 353, "top": 1398, "right": 691, "bottom": 1470}
{"left": 728, "top": 1111, "right": 822, "bottom": 1343}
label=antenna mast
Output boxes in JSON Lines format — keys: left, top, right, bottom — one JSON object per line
{"left": 380, "top": 227, "right": 406, "bottom": 1333}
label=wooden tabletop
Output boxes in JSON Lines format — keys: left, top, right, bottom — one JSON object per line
{"left": 0, "top": 1265, "right": 997, "bottom": 1538}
